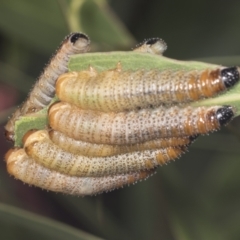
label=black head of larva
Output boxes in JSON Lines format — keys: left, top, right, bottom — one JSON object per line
{"left": 221, "top": 67, "right": 240, "bottom": 88}
{"left": 69, "top": 33, "right": 89, "bottom": 43}
{"left": 216, "top": 106, "right": 234, "bottom": 126}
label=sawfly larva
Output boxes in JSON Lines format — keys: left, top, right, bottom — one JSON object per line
{"left": 48, "top": 102, "right": 234, "bottom": 145}
{"left": 49, "top": 130, "right": 196, "bottom": 157}
{"left": 133, "top": 38, "right": 167, "bottom": 55}
{"left": 6, "top": 148, "right": 155, "bottom": 195}
{"left": 56, "top": 66, "right": 239, "bottom": 112}
{"left": 23, "top": 130, "right": 186, "bottom": 177}
{"left": 5, "top": 32, "right": 90, "bottom": 141}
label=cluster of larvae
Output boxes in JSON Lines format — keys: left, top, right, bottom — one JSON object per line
{"left": 5, "top": 33, "right": 240, "bottom": 196}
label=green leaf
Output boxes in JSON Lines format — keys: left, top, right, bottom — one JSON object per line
{"left": 14, "top": 97, "right": 59, "bottom": 147}
{"left": 14, "top": 109, "right": 48, "bottom": 147}
{"left": 69, "top": 52, "right": 219, "bottom": 72}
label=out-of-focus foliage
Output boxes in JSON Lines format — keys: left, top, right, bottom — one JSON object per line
{"left": 0, "top": 203, "right": 102, "bottom": 240}
{"left": 1, "top": 0, "right": 240, "bottom": 239}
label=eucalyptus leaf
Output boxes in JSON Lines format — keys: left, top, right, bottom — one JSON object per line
{"left": 69, "top": 52, "right": 219, "bottom": 72}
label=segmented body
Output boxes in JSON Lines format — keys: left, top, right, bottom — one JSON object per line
{"left": 56, "top": 66, "right": 239, "bottom": 112}
{"left": 49, "top": 130, "right": 194, "bottom": 157}
{"left": 49, "top": 102, "right": 233, "bottom": 145}
{"left": 6, "top": 148, "right": 155, "bottom": 195}
{"left": 5, "top": 33, "right": 90, "bottom": 140}
{"left": 23, "top": 130, "right": 185, "bottom": 177}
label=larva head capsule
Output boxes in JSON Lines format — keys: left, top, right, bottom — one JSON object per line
{"left": 69, "top": 33, "right": 89, "bottom": 43}
{"left": 64, "top": 32, "right": 90, "bottom": 53}
{"left": 216, "top": 105, "right": 234, "bottom": 126}
{"left": 221, "top": 67, "right": 240, "bottom": 88}
{"left": 5, "top": 148, "right": 23, "bottom": 177}
{"left": 133, "top": 37, "right": 167, "bottom": 55}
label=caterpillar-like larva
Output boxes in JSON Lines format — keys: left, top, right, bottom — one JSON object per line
{"left": 133, "top": 38, "right": 167, "bottom": 55}
{"left": 49, "top": 130, "right": 196, "bottom": 157}
{"left": 5, "top": 32, "right": 90, "bottom": 141}
{"left": 48, "top": 102, "right": 234, "bottom": 145}
{"left": 55, "top": 65, "right": 239, "bottom": 112}
{"left": 6, "top": 148, "right": 155, "bottom": 195}
{"left": 23, "top": 130, "right": 186, "bottom": 177}
{"left": 21, "top": 33, "right": 90, "bottom": 113}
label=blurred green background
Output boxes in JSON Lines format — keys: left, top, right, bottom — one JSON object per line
{"left": 1, "top": 0, "right": 240, "bottom": 239}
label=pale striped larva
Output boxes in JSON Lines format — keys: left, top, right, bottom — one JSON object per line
{"left": 55, "top": 65, "right": 239, "bottom": 112}
{"left": 48, "top": 102, "right": 234, "bottom": 145}
{"left": 49, "top": 130, "right": 196, "bottom": 157}
{"left": 6, "top": 148, "right": 155, "bottom": 196}
{"left": 5, "top": 32, "right": 90, "bottom": 141}
{"left": 23, "top": 130, "right": 186, "bottom": 177}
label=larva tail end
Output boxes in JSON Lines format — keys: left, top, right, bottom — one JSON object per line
{"left": 216, "top": 106, "right": 234, "bottom": 126}
{"left": 221, "top": 67, "right": 240, "bottom": 88}
{"left": 5, "top": 148, "right": 23, "bottom": 176}
{"left": 23, "top": 130, "right": 49, "bottom": 150}
{"left": 55, "top": 71, "right": 78, "bottom": 97}
{"left": 48, "top": 101, "right": 67, "bottom": 117}
{"left": 22, "top": 130, "right": 39, "bottom": 146}
{"left": 5, "top": 148, "right": 18, "bottom": 163}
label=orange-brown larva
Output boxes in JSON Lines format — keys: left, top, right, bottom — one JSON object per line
{"left": 48, "top": 102, "right": 234, "bottom": 145}
{"left": 5, "top": 33, "right": 90, "bottom": 141}
{"left": 23, "top": 130, "right": 186, "bottom": 177}
{"left": 6, "top": 148, "right": 155, "bottom": 196}
{"left": 49, "top": 130, "right": 195, "bottom": 157}
{"left": 56, "top": 66, "right": 239, "bottom": 112}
